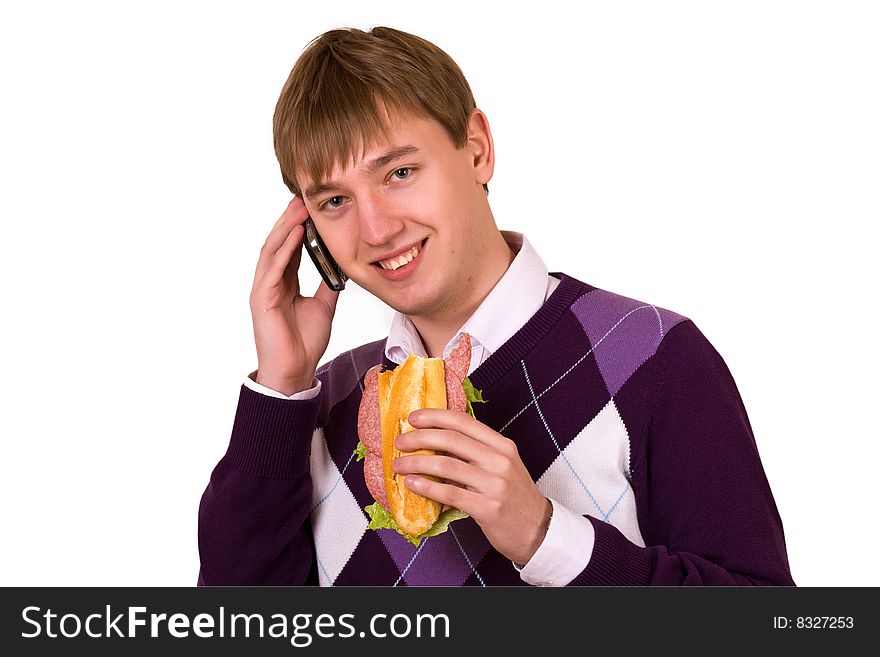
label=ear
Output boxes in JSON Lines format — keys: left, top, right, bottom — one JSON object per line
{"left": 466, "top": 108, "right": 495, "bottom": 186}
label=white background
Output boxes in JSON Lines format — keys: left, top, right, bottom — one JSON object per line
{"left": 1, "top": 1, "right": 877, "bottom": 586}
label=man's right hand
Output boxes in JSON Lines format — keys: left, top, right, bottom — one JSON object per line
{"left": 249, "top": 196, "right": 341, "bottom": 396}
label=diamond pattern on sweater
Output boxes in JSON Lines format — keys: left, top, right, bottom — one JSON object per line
{"left": 309, "top": 427, "right": 367, "bottom": 585}
{"left": 334, "top": 527, "right": 402, "bottom": 585}
{"left": 499, "top": 311, "right": 610, "bottom": 480}
{"left": 316, "top": 340, "right": 386, "bottom": 421}
{"left": 536, "top": 398, "right": 645, "bottom": 547}
{"left": 571, "top": 289, "right": 685, "bottom": 396}
{"left": 376, "top": 517, "right": 490, "bottom": 586}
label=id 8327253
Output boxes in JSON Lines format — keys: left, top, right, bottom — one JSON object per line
{"left": 773, "top": 616, "right": 855, "bottom": 629}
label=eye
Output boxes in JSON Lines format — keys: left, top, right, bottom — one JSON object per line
{"left": 319, "top": 196, "right": 345, "bottom": 211}
{"left": 391, "top": 167, "right": 412, "bottom": 180}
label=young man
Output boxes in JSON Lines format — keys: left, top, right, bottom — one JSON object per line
{"left": 198, "top": 26, "right": 794, "bottom": 586}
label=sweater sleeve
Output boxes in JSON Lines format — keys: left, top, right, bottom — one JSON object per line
{"left": 570, "top": 320, "right": 795, "bottom": 586}
{"left": 197, "top": 384, "right": 320, "bottom": 585}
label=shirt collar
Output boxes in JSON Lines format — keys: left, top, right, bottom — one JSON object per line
{"left": 385, "top": 231, "right": 550, "bottom": 368}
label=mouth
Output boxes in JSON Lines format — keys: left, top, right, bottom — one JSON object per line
{"left": 372, "top": 239, "right": 427, "bottom": 271}
{"left": 371, "top": 238, "right": 428, "bottom": 280}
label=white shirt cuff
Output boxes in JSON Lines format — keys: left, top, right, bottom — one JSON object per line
{"left": 516, "top": 499, "right": 595, "bottom": 587}
{"left": 243, "top": 370, "right": 321, "bottom": 400}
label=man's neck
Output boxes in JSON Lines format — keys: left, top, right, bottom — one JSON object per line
{"left": 409, "top": 230, "right": 515, "bottom": 358}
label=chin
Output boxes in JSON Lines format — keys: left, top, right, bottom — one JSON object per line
{"left": 354, "top": 267, "right": 450, "bottom": 316}
{"left": 381, "top": 287, "right": 446, "bottom": 318}
{"left": 381, "top": 295, "right": 432, "bottom": 317}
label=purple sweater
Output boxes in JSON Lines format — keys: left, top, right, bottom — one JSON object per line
{"left": 198, "top": 273, "right": 794, "bottom": 586}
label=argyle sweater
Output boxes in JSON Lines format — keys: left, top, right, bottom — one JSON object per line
{"left": 198, "top": 273, "right": 794, "bottom": 586}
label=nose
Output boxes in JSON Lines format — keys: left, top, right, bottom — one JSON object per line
{"left": 356, "top": 192, "right": 405, "bottom": 247}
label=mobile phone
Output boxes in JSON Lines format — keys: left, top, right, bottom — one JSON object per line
{"left": 303, "top": 217, "right": 348, "bottom": 291}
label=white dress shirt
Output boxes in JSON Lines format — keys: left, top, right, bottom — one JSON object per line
{"left": 244, "top": 231, "right": 595, "bottom": 586}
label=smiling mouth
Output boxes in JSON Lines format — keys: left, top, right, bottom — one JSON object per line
{"left": 373, "top": 239, "right": 427, "bottom": 271}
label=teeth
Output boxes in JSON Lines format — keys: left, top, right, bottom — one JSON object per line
{"left": 379, "top": 243, "right": 421, "bottom": 271}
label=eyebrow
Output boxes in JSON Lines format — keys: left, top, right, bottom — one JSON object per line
{"left": 303, "top": 145, "right": 420, "bottom": 201}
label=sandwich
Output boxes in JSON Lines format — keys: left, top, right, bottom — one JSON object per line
{"left": 354, "top": 333, "right": 485, "bottom": 545}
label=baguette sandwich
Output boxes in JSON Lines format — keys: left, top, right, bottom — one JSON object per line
{"left": 354, "top": 333, "right": 485, "bottom": 544}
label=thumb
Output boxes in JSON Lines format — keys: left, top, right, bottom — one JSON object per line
{"left": 313, "top": 279, "right": 341, "bottom": 314}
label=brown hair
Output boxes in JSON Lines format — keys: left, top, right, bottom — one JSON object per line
{"left": 272, "top": 26, "right": 480, "bottom": 196}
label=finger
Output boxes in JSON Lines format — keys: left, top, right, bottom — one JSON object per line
{"left": 393, "top": 453, "right": 490, "bottom": 492}
{"left": 253, "top": 223, "right": 304, "bottom": 299}
{"left": 408, "top": 408, "right": 506, "bottom": 449}
{"left": 272, "top": 197, "right": 298, "bottom": 228}
{"left": 272, "top": 222, "right": 305, "bottom": 278}
{"left": 403, "top": 476, "right": 480, "bottom": 517}
{"left": 260, "top": 197, "right": 309, "bottom": 263}
{"left": 395, "top": 428, "right": 490, "bottom": 464}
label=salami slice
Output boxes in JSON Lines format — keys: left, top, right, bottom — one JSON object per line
{"left": 444, "top": 367, "right": 467, "bottom": 413}
{"left": 445, "top": 333, "right": 471, "bottom": 382}
{"left": 364, "top": 453, "right": 388, "bottom": 509}
{"left": 442, "top": 333, "right": 471, "bottom": 412}
{"left": 357, "top": 364, "right": 383, "bottom": 455}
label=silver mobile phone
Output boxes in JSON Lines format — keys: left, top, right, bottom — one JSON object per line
{"left": 303, "top": 217, "right": 347, "bottom": 291}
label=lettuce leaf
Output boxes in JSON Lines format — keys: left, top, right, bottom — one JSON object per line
{"left": 462, "top": 377, "right": 486, "bottom": 418}
{"left": 365, "top": 501, "right": 469, "bottom": 546}
{"left": 353, "top": 440, "right": 367, "bottom": 462}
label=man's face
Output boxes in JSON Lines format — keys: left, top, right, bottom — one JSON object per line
{"left": 300, "top": 110, "right": 494, "bottom": 320}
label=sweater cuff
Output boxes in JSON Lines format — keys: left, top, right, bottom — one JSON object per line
{"left": 244, "top": 369, "right": 322, "bottom": 400}
{"left": 223, "top": 383, "right": 320, "bottom": 480}
{"left": 571, "top": 516, "right": 654, "bottom": 585}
